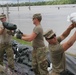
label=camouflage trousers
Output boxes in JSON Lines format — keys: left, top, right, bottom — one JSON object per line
{"left": 0, "top": 43, "right": 14, "bottom": 70}
{"left": 0, "top": 64, "right": 17, "bottom": 75}
{"left": 32, "top": 47, "right": 49, "bottom": 75}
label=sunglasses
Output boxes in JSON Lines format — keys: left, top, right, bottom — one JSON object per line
{"left": 46, "top": 34, "right": 56, "bottom": 40}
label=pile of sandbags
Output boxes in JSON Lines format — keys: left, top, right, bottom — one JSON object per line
{"left": 3, "top": 40, "right": 76, "bottom": 75}
{"left": 3, "top": 40, "right": 34, "bottom": 75}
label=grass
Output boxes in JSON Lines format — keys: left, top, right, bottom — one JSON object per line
{"left": 13, "top": 37, "right": 32, "bottom": 46}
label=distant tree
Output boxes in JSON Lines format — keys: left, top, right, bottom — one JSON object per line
{"left": 0, "top": 0, "right": 76, "bottom": 7}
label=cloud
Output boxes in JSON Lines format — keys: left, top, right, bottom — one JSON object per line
{"left": 0, "top": 0, "right": 16, "bottom": 4}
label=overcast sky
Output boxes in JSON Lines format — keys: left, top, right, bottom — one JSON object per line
{"left": 0, "top": 0, "right": 51, "bottom": 4}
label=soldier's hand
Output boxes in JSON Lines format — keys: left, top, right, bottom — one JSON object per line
{"left": 69, "top": 24, "right": 75, "bottom": 29}
{"left": 72, "top": 23, "right": 76, "bottom": 27}
{"left": 7, "top": 30, "right": 15, "bottom": 36}
{"left": 16, "top": 33, "right": 22, "bottom": 39}
{"left": 15, "top": 29, "right": 23, "bottom": 39}
{"left": 16, "top": 29, "right": 23, "bottom": 35}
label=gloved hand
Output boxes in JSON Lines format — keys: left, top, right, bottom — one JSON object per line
{"left": 7, "top": 30, "right": 16, "bottom": 36}
{"left": 16, "top": 33, "right": 22, "bottom": 39}
{"left": 15, "top": 29, "right": 23, "bottom": 39}
{"left": 17, "top": 29, "right": 23, "bottom": 35}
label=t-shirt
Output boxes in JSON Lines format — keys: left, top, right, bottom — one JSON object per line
{"left": 48, "top": 37, "right": 66, "bottom": 73}
{"left": 0, "top": 24, "right": 12, "bottom": 44}
{"left": 32, "top": 25, "right": 45, "bottom": 48}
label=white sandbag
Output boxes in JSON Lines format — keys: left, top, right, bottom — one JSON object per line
{"left": 67, "top": 12, "right": 76, "bottom": 24}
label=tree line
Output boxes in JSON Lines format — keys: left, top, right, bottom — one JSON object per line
{"left": 0, "top": 0, "right": 76, "bottom": 7}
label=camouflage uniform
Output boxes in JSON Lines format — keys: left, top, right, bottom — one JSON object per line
{"left": 48, "top": 37, "right": 66, "bottom": 75}
{"left": 32, "top": 24, "right": 49, "bottom": 75}
{"left": 43, "top": 29, "right": 66, "bottom": 75}
{"left": 0, "top": 14, "right": 14, "bottom": 70}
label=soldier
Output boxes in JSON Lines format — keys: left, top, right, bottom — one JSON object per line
{"left": 0, "top": 13, "right": 15, "bottom": 71}
{"left": 43, "top": 24, "right": 76, "bottom": 75}
{"left": 16, "top": 13, "right": 49, "bottom": 75}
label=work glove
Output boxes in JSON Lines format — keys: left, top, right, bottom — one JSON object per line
{"left": 7, "top": 30, "right": 16, "bottom": 36}
{"left": 16, "top": 29, "right": 23, "bottom": 39}
{"left": 17, "top": 29, "right": 23, "bottom": 35}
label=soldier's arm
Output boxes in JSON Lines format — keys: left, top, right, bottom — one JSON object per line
{"left": 22, "top": 32, "right": 37, "bottom": 42}
{"left": 62, "top": 31, "right": 76, "bottom": 51}
{"left": 22, "top": 34, "right": 30, "bottom": 37}
{"left": 59, "top": 24, "right": 74, "bottom": 41}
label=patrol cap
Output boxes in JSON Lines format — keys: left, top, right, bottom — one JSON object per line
{"left": 0, "top": 13, "right": 6, "bottom": 19}
{"left": 43, "top": 29, "right": 55, "bottom": 39}
{"left": 33, "top": 13, "right": 42, "bottom": 21}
